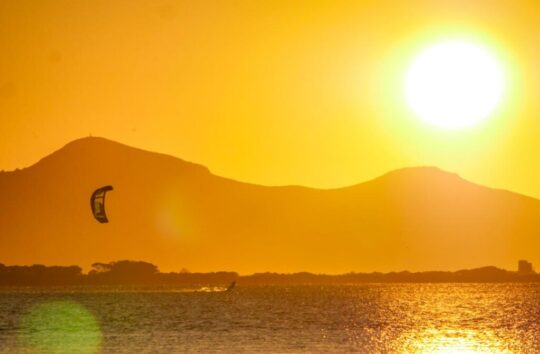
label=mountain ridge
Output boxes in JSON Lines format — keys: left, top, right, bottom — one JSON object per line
{"left": 1, "top": 136, "right": 540, "bottom": 274}
{"left": 5, "top": 136, "right": 530, "bottom": 198}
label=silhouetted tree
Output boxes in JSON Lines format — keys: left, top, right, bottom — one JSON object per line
{"left": 89, "top": 262, "right": 113, "bottom": 274}
{"left": 86, "top": 260, "right": 159, "bottom": 284}
{"left": 0, "top": 264, "right": 82, "bottom": 285}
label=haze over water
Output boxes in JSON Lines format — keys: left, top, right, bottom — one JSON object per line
{"left": 0, "top": 284, "right": 538, "bottom": 353}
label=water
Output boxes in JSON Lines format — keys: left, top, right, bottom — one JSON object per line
{"left": 1, "top": 284, "right": 539, "bottom": 353}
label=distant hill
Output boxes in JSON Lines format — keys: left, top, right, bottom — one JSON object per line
{"left": 1, "top": 137, "right": 540, "bottom": 274}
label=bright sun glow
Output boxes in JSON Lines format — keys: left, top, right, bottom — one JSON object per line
{"left": 405, "top": 40, "right": 505, "bottom": 130}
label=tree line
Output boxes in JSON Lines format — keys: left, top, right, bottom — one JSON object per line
{"left": 0, "top": 260, "right": 237, "bottom": 286}
{"left": 1, "top": 261, "right": 538, "bottom": 286}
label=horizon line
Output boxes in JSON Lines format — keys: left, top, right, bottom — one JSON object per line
{"left": 0, "top": 258, "right": 532, "bottom": 276}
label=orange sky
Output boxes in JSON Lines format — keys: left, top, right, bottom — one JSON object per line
{"left": 2, "top": 0, "right": 540, "bottom": 197}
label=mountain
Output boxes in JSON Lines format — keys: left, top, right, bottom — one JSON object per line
{"left": 1, "top": 137, "right": 540, "bottom": 274}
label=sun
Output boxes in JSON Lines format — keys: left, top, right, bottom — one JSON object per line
{"left": 405, "top": 39, "right": 505, "bottom": 130}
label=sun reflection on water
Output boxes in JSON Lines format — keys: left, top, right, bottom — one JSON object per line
{"left": 401, "top": 328, "right": 510, "bottom": 354}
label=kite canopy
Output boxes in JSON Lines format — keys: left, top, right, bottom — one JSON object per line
{"left": 90, "top": 185, "right": 113, "bottom": 223}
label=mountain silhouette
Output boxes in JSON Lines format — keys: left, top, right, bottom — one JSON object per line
{"left": 1, "top": 137, "right": 540, "bottom": 274}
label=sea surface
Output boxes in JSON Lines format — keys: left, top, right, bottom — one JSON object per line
{"left": 0, "top": 284, "right": 539, "bottom": 353}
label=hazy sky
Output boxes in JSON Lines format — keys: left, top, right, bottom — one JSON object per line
{"left": 2, "top": 0, "right": 540, "bottom": 197}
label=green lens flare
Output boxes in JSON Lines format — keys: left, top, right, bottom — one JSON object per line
{"left": 18, "top": 300, "right": 102, "bottom": 354}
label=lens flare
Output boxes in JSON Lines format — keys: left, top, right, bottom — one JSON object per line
{"left": 155, "top": 182, "right": 198, "bottom": 242}
{"left": 18, "top": 300, "right": 102, "bottom": 354}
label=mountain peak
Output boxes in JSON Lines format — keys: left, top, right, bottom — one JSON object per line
{"left": 367, "top": 166, "right": 465, "bottom": 187}
{"left": 384, "top": 166, "right": 459, "bottom": 178}
{"left": 31, "top": 136, "right": 211, "bottom": 175}
{"left": 64, "top": 136, "right": 122, "bottom": 148}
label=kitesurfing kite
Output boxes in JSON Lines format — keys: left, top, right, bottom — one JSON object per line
{"left": 90, "top": 185, "right": 113, "bottom": 223}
